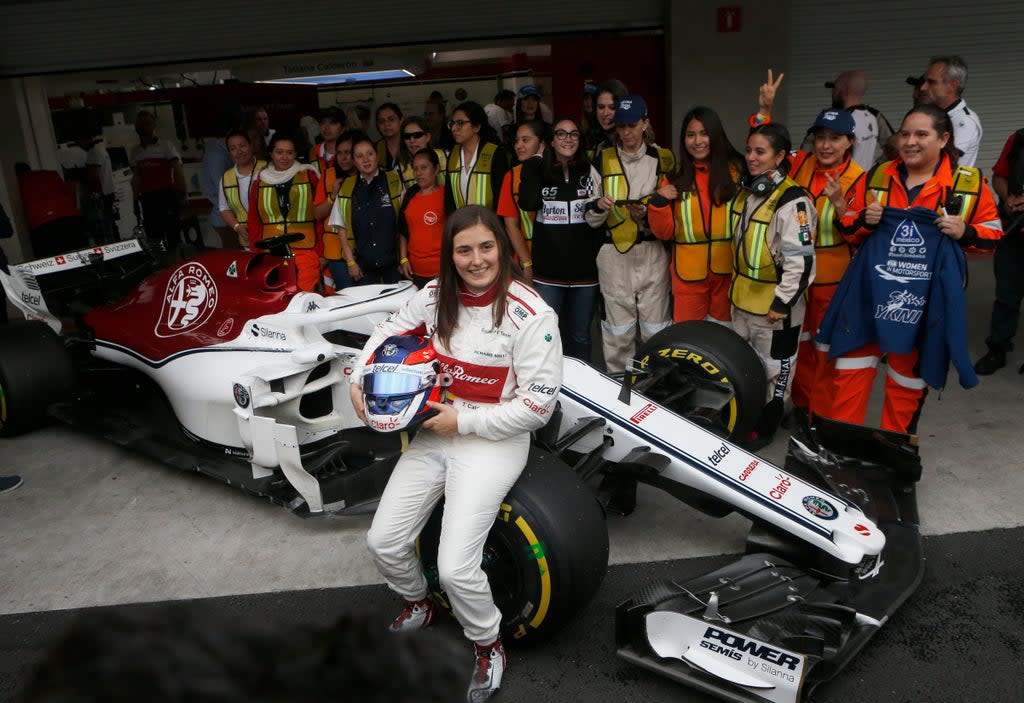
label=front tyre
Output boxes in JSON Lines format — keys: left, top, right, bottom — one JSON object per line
{"left": 418, "top": 448, "right": 608, "bottom": 645}
{"left": 635, "top": 320, "right": 766, "bottom": 440}
{"left": 0, "top": 321, "right": 74, "bottom": 437}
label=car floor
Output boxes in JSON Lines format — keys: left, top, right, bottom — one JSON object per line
{"left": 2, "top": 253, "right": 1019, "bottom": 618}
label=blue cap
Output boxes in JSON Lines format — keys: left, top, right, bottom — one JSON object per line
{"left": 614, "top": 94, "right": 648, "bottom": 124}
{"left": 518, "top": 85, "right": 540, "bottom": 98}
{"left": 809, "top": 109, "right": 855, "bottom": 137}
{"left": 582, "top": 83, "right": 598, "bottom": 95}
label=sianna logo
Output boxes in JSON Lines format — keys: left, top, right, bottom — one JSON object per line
{"left": 155, "top": 263, "right": 219, "bottom": 337}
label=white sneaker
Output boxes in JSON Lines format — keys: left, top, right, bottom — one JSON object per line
{"left": 389, "top": 598, "right": 435, "bottom": 632}
{"left": 466, "top": 639, "right": 507, "bottom": 702}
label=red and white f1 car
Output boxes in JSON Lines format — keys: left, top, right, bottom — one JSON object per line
{"left": 0, "top": 236, "right": 923, "bottom": 702}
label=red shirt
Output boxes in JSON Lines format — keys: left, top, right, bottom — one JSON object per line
{"left": 992, "top": 132, "right": 1019, "bottom": 178}
{"left": 402, "top": 187, "right": 446, "bottom": 277}
{"left": 18, "top": 170, "right": 80, "bottom": 230}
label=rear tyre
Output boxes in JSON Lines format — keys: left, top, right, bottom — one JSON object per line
{"left": 419, "top": 448, "right": 608, "bottom": 645}
{"left": 635, "top": 320, "right": 766, "bottom": 440}
{"left": 0, "top": 321, "right": 74, "bottom": 436}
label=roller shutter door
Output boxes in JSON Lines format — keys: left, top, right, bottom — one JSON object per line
{"left": 787, "top": 0, "right": 1018, "bottom": 173}
{"left": 2, "top": 0, "right": 664, "bottom": 78}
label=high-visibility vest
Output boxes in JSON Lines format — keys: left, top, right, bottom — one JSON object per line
{"left": 221, "top": 160, "right": 267, "bottom": 224}
{"left": 508, "top": 164, "right": 536, "bottom": 243}
{"left": 376, "top": 139, "right": 398, "bottom": 170}
{"left": 447, "top": 142, "right": 500, "bottom": 209}
{"left": 599, "top": 145, "right": 675, "bottom": 253}
{"left": 868, "top": 159, "right": 984, "bottom": 222}
{"left": 323, "top": 170, "right": 404, "bottom": 260}
{"left": 399, "top": 148, "right": 447, "bottom": 189}
{"left": 254, "top": 170, "right": 318, "bottom": 248}
{"left": 729, "top": 178, "right": 806, "bottom": 315}
{"left": 790, "top": 155, "right": 864, "bottom": 284}
{"left": 668, "top": 169, "right": 738, "bottom": 281}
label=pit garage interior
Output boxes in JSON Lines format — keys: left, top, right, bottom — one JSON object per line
{"left": 1, "top": 1, "right": 1023, "bottom": 702}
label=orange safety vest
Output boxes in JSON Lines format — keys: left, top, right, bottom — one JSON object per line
{"left": 667, "top": 166, "right": 739, "bottom": 281}
{"left": 789, "top": 153, "right": 864, "bottom": 284}
{"left": 253, "top": 170, "right": 318, "bottom": 248}
{"left": 508, "top": 164, "right": 537, "bottom": 245}
{"left": 222, "top": 160, "right": 267, "bottom": 225}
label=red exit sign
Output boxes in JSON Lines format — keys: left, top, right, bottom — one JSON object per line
{"left": 717, "top": 6, "right": 742, "bottom": 33}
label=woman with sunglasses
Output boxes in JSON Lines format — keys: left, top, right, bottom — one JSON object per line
{"left": 496, "top": 120, "right": 548, "bottom": 282}
{"left": 518, "top": 117, "right": 607, "bottom": 361}
{"left": 397, "top": 116, "right": 446, "bottom": 190}
{"left": 444, "top": 101, "right": 510, "bottom": 212}
{"left": 351, "top": 205, "right": 561, "bottom": 702}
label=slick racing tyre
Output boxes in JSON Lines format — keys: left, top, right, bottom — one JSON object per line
{"left": 0, "top": 321, "right": 74, "bottom": 437}
{"left": 635, "top": 320, "right": 766, "bottom": 441}
{"left": 419, "top": 448, "right": 609, "bottom": 645}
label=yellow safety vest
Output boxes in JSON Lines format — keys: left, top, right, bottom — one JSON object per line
{"left": 729, "top": 178, "right": 805, "bottom": 315}
{"left": 221, "top": 160, "right": 267, "bottom": 224}
{"left": 508, "top": 164, "right": 536, "bottom": 245}
{"left": 790, "top": 156, "right": 864, "bottom": 284}
{"left": 323, "top": 170, "right": 404, "bottom": 260}
{"left": 669, "top": 168, "right": 738, "bottom": 281}
{"left": 376, "top": 139, "right": 398, "bottom": 171}
{"left": 600, "top": 145, "right": 675, "bottom": 253}
{"left": 447, "top": 142, "right": 499, "bottom": 209}
{"left": 254, "top": 170, "right": 317, "bottom": 248}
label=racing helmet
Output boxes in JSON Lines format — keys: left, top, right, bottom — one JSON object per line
{"left": 361, "top": 335, "right": 445, "bottom": 433}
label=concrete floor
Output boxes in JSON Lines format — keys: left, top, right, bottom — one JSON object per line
{"left": 2, "top": 253, "right": 1022, "bottom": 618}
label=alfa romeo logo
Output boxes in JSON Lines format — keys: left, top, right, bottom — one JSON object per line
{"left": 155, "top": 263, "right": 219, "bottom": 337}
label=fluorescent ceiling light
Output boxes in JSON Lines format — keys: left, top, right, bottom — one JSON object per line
{"left": 258, "top": 69, "right": 414, "bottom": 85}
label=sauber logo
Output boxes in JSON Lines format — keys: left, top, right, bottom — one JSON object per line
{"left": 630, "top": 403, "right": 656, "bottom": 424}
{"left": 155, "top": 263, "right": 219, "bottom": 337}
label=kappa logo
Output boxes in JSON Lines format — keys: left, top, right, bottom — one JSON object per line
{"left": 305, "top": 300, "right": 320, "bottom": 312}
{"left": 155, "top": 263, "right": 219, "bottom": 337}
{"left": 875, "top": 289, "right": 926, "bottom": 324}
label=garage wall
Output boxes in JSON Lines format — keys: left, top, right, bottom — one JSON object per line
{"left": 786, "top": 0, "right": 1020, "bottom": 173}
{"left": 1, "top": 0, "right": 665, "bottom": 77}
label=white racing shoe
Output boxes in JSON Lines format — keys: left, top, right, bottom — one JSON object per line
{"left": 466, "top": 639, "right": 506, "bottom": 702}
{"left": 388, "top": 598, "right": 436, "bottom": 632}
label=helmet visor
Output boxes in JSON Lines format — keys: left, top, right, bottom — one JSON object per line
{"left": 362, "top": 366, "right": 435, "bottom": 396}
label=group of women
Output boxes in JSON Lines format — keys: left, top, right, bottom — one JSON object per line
{"left": 205, "top": 73, "right": 1006, "bottom": 702}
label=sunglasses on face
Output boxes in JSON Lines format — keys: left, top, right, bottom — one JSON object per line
{"left": 403, "top": 131, "right": 427, "bottom": 140}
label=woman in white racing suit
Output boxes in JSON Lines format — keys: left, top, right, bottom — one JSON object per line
{"left": 349, "top": 205, "right": 562, "bottom": 701}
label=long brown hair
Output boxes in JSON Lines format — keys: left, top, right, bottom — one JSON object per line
{"left": 435, "top": 205, "right": 524, "bottom": 350}
{"left": 672, "top": 106, "right": 743, "bottom": 206}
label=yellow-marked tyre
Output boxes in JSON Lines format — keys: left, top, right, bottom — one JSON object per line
{"left": 0, "top": 321, "right": 74, "bottom": 437}
{"left": 635, "top": 320, "right": 766, "bottom": 440}
{"left": 418, "top": 448, "right": 608, "bottom": 646}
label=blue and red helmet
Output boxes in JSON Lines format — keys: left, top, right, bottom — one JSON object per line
{"left": 361, "top": 335, "right": 446, "bottom": 433}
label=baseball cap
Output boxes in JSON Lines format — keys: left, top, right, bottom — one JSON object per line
{"left": 823, "top": 80, "right": 836, "bottom": 89}
{"left": 518, "top": 85, "right": 540, "bottom": 98}
{"left": 582, "top": 83, "right": 598, "bottom": 96}
{"left": 906, "top": 75, "right": 924, "bottom": 87}
{"left": 614, "top": 94, "right": 648, "bottom": 124}
{"left": 808, "top": 109, "right": 855, "bottom": 137}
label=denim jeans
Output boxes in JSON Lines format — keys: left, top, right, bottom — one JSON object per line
{"left": 533, "top": 281, "right": 599, "bottom": 362}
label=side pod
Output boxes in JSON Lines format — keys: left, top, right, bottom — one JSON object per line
{"left": 615, "top": 415, "right": 924, "bottom": 703}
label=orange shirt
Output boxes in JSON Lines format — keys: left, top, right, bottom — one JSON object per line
{"left": 402, "top": 187, "right": 446, "bottom": 278}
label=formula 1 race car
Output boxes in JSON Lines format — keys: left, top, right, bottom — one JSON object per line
{"left": 0, "top": 237, "right": 923, "bottom": 702}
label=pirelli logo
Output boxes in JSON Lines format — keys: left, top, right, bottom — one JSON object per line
{"left": 630, "top": 403, "right": 657, "bottom": 424}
